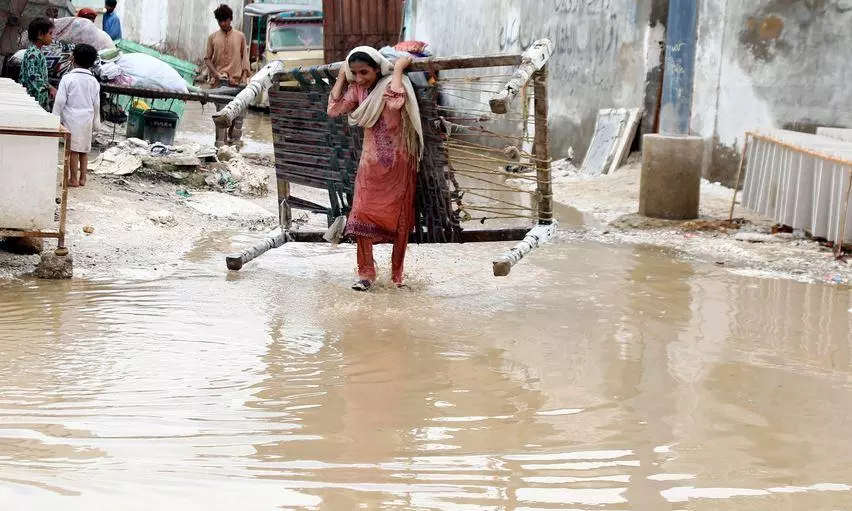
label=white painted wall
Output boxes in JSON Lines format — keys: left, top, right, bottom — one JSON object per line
{"left": 114, "top": 0, "right": 245, "bottom": 63}
{"left": 408, "top": 0, "right": 666, "bottom": 161}
{"left": 691, "top": 0, "right": 852, "bottom": 183}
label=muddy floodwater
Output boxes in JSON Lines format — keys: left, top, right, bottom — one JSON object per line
{"left": 178, "top": 102, "right": 275, "bottom": 154}
{"left": 1, "top": 235, "right": 851, "bottom": 510}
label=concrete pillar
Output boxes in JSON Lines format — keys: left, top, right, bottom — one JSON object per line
{"left": 640, "top": 135, "right": 704, "bottom": 220}
{"left": 659, "top": 0, "right": 699, "bottom": 136}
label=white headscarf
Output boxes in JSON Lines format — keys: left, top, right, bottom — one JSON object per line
{"left": 343, "top": 46, "right": 424, "bottom": 163}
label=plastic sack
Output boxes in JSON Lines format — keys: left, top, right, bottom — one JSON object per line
{"left": 114, "top": 53, "right": 189, "bottom": 93}
{"left": 96, "top": 61, "right": 123, "bottom": 80}
{"left": 99, "top": 48, "right": 120, "bottom": 61}
{"left": 45, "top": 17, "right": 116, "bottom": 52}
{"left": 111, "top": 74, "right": 134, "bottom": 87}
{"left": 9, "top": 49, "right": 25, "bottom": 65}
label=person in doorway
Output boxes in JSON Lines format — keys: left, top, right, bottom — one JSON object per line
{"left": 103, "top": 0, "right": 122, "bottom": 41}
{"left": 327, "top": 47, "right": 423, "bottom": 291}
{"left": 20, "top": 17, "right": 56, "bottom": 111}
{"left": 52, "top": 44, "right": 101, "bottom": 187}
{"left": 205, "top": 3, "right": 250, "bottom": 148}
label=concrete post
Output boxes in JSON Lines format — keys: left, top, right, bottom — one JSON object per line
{"left": 659, "top": 0, "right": 699, "bottom": 136}
{"left": 640, "top": 134, "right": 704, "bottom": 220}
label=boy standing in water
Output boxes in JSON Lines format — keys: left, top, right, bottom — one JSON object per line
{"left": 205, "top": 3, "right": 250, "bottom": 148}
{"left": 20, "top": 17, "right": 56, "bottom": 111}
{"left": 52, "top": 44, "right": 101, "bottom": 187}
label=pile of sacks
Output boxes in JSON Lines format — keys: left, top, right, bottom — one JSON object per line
{"left": 10, "top": 17, "right": 190, "bottom": 93}
{"left": 97, "top": 52, "right": 189, "bottom": 93}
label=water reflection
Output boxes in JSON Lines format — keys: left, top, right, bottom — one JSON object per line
{"left": 0, "top": 240, "right": 850, "bottom": 509}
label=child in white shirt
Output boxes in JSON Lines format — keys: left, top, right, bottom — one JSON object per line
{"left": 53, "top": 43, "right": 101, "bottom": 187}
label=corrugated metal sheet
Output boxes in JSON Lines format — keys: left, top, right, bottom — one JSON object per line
{"left": 741, "top": 130, "right": 852, "bottom": 243}
{"left": 322, "top": 0, "right": 403, "bottom": 63}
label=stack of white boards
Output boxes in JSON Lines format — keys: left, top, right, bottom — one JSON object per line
{"left": 0, "top": 78, "right": 61, "bottom": 231}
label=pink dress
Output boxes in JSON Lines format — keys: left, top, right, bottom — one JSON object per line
{"left": 327, "top": 83, "right": 417, "bottom": 243}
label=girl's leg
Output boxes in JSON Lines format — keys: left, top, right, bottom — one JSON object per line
{"left": 79, "top": 153, "right": 88, "bottom": 186}
{"left": 356, "top": 236, "right": 377, "bottom": 283}
{"left": 391, "top": 229, "right": 409, "bottom": 285}
{"left": 68, "top": 152, "right": 80, "bottom": 187}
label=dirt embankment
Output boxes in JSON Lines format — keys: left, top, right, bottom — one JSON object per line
{"left": 2, "top": 147, "right": 850, "bottom": 287}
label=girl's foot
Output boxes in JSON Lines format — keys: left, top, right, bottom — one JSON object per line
{"left": 351, "top": 280, "right": 372, "bottom": 292}
{"left": 79, "top": 175, "right": 87, "bottom": 187}
{"left": 68, "top": 181, "right": 79, "bottom": 188}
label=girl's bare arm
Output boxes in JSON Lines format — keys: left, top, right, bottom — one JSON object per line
{"left": 391, "top": 55, "right": 413, "bottom": 91}
{"left": 331, "top": 66, "right": 348, "bottom": 100}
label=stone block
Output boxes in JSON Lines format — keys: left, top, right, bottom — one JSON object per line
{"left": 639, "top": 134, "right": 704, "bottom": 220}
{"left": 35, "top": 252, "right": 73, "bottom": 279}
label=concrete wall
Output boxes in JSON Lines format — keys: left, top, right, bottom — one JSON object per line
{"left": 692, "top": 0, "right": 852, "bottom": 185}
{"left": 115, "top": 1, "right": 245, "bottom": 64}
{"left": 408, "top": 0, "right": 668, "bottom": 161}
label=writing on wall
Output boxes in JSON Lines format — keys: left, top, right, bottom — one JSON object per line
{"left": 665, "top": 42, "right": 687, "bottom": 77}
{"left": 498, "top": 0, "right": 625, "bottom": 91}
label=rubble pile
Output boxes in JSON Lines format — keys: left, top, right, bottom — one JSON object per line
{"left": 91, "top": 139, "right": 269, "bottom": 197}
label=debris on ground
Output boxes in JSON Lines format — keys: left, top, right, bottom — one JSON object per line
{"left": 91, "top": 146, "right": 143, "bottom": 176}
{"left": 83, "top": 226, "right": 95, "bottom": 234}
{"left": 680, "top": 218, "right": 747, "bottom": 232}
{"left": 217, "top": 146, "right": 238, "bottom": 162}
{"left": 90, "top": 136, "right": 268, "bottom": 197}
{"left": 147, "top": 210, "right": 177, "bottom": 227}
{"left": 185, "top": 192, "right": 277, "bottom": 230}
{"left": 223, "top": 155, "right": 270, "bottom": 196}
{"left": 734, "top": 232, "right": 788, "bottom": 244}
{"left": 552, "top": 159, "right": 852, "bottom": 285}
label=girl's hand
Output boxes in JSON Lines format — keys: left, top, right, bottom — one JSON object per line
{"left": 395, "top": 55, "right": 413, "bottom": 72}
{"left": 331, "top": 65, "right": 349, "bottom": 99}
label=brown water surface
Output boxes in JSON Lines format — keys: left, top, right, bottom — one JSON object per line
{"left": 177, "top": 102, "right": 274, "bottom": 154}
{"left": 1, "top": 239, "right": 851, "bottom": 509}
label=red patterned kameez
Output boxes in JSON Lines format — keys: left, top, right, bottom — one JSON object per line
{"left": 328, "top": 83, "right": 417, "bottom": 284}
